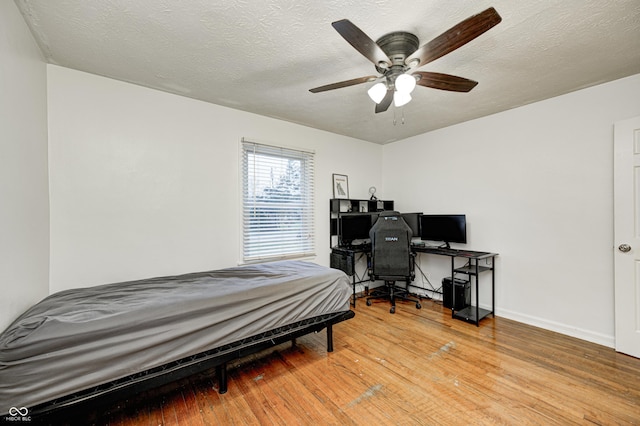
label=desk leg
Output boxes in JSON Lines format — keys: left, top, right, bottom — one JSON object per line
{"left": 351, "top": 273, "right": 356, "bottom": 308}
{"left": 350, "top": 253, "right": 357, "bottom": 308}
{"left": 475, "top": 259, "right": 480, "bottom": 327}
{"left": 450, "top": 256, "right": 455, "bottom": 318}
{"left": 492, "top": 257, "right": 495, "bottom": 317}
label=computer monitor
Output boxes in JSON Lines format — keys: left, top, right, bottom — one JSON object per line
{"left": 420, "top": 214, "right": 467, "bottom": 247}
{"left": 340, "top": 214, "right": 373, "bottom": 245}
{"left": 401, "top": 212, "right": 422, "bottom": 238}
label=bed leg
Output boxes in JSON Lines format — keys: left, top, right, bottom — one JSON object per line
{"left": 217, "top": 363, "right": 228, "bottom": 394}
{"left": 327, "top": 323, "right": 334, "bottom": 352}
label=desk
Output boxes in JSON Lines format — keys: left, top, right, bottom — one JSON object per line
{"left": 331, "top": 244, "right": 498, "bottom": 325}
{"left": 412, "top": 245, "right": 498, "bottom": 326}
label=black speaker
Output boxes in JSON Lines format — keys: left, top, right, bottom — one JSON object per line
{"left": 442, "top": 277, "right": 470, "bottom": 310}
{"left": 330, "top": 251, "right": 354, "bottom": 275}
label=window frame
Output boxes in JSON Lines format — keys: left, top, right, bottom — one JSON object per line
{"left": 240, "top": 139, "right": 315, "bottom": 263}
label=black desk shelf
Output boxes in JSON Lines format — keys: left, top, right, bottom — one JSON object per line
{"left": 454, "top": 265, "right": 493, "bottom": 275}
{"left": 452, "top": 255, "right": 497, "bottom": 326}
{"left": 412, "top": 246, "right": 498, "bottom": 326}
{"left": 453, "top": 306, "right": 493, "bottom": 323}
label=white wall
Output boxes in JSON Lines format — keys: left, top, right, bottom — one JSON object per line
{"left": 9, "top": 17, "right": 639, "bottom": 348}
{"left": 383, "top": 73, "right": 640, "bottom": 346}
{"left": 47, "top": 65, "right": 382, "bottom": 292}
{"left": 0, "top": 2, "right": 50, "bottom": 331}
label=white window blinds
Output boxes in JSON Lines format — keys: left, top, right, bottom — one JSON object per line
{"left": 241, "top": 140, "right": 315, "bottom": 262}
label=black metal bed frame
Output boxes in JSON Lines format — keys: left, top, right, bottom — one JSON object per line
{"left": 26, "top": 310, "right": 354, "bottom": 419}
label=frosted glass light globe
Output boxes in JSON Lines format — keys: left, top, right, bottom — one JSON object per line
{"left": 395, "top": 74, "right": 417, "bottom": 94}
{"left": 367, "top": 82, "right": 387, "bottom": 104}
{"left": 393, "top": 91, "right": 412, "bottom": 107}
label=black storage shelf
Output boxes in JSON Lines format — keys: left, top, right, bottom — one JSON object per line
{"left": 448, "top": 252, "right": 498, "bottom": 326}
{"left": 405, "top": 246, "right": 499, "bottom": 326}
{"left": 454, "top": 265, "right": 492, "bottom": 275}
{"left": 452, "top": 306, "right": 493, "bottom": 324}
{"left": 330, "top": 198, "right": 394, "bottom": 215}
{"left": 329, "top": 198, "right": 393, "bottom": 248}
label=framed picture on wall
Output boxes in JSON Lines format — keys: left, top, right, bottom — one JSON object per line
{"left": 332, "top": 174, "right": 349, "bottom": 199}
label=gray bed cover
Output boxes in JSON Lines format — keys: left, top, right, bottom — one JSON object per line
{"left": 0, "top": 260, "right": 351, "bottom": 412}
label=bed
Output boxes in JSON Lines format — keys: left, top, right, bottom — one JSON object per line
{"left": 0, "top": 260, "right": 354, "bottom": 417}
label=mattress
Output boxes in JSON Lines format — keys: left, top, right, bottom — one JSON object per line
{"left": 0, "top": 260, "right": 351, "bottom": 413}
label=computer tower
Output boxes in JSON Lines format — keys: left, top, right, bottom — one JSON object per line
{"left": 442, "top": 277, "right": 470, "bottom": 310}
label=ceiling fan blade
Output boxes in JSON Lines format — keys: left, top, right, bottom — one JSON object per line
{"left": 406, "top": 7, "right": 502, "bottom": 68}
{"left": 375, "top": 89, "right": 394, "bottom": 113}
{"left": 414, "top": 72, "right": 478, "bottom": 92}
{"left": 332, "top": 19, "right": 392, "bottom": 68}
{"left": 309, "top": 75, "right": 378, "bottom": 93}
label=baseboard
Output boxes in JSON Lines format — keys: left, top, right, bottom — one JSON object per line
{"left": 352, "top": 287, "right": 614, "bottom": 348}
{"left": 497, "top": 308, "right": 615, "bottom": 348}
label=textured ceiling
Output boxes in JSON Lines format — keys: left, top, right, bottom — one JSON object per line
{"left": 15, "top": 0, "right": 640, "bottom": 144}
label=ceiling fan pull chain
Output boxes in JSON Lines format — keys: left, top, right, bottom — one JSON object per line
{"left": 401, "top": 109, "right": 405, "bottom": 125}
{"left": 393, "top": 109, "right": 397, "bottom": 126}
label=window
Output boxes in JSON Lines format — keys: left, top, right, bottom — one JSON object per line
{"left": 241, "top": 139, "right": 315, "bottom": 262}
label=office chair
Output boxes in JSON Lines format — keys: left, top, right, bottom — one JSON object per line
{"left": 366, "top": 211, "right": 422, "bottom": 314}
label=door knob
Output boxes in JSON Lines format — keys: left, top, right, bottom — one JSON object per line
{"left": 618, "top": 244, "right": 632, "bottom": 253}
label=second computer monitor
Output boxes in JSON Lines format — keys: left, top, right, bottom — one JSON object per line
{"left": 420, "top": 214, "right": 467, "bottom": 246}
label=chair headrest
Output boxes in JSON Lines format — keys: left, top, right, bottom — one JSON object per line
{"left": 379, "top": 211, "right": 400, "bottom": 217}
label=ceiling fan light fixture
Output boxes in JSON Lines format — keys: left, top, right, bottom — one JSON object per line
{"left": 312, "top": 8, "right": 503, "bottom": 114}
{"left": 367, "top": 82, "right": 387, "bottom": 104}
{"left": 393, "top": 91, "right": 412, "bottom": 107}
{"left": 395, "top": 73, "right": 416, "bottom": 94}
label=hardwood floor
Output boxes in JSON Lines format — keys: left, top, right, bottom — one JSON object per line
{"left": 45, "top": 298, "right": 640, "bottom": 425}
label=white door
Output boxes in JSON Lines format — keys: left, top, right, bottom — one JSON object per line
{"left": 614, "top": 115, "right": 640, "bottom": 358}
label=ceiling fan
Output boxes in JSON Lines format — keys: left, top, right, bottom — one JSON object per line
{"left": 309, "top": 7, "right": 502, "bottom": 113}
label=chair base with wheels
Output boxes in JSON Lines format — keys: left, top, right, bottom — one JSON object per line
{"left": 365, "top": 279, "right": 422, "bottom": 314}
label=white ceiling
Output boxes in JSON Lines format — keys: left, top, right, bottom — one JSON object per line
{"left": 15, "top": 0, "right": 640, "bottom": 144}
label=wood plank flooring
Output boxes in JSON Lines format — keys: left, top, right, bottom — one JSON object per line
{"left": 42, "top": 298, "right": 640, "bottom": 425}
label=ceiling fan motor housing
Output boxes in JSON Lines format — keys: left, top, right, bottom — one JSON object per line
{"left": 375, "top": 31, "right": 420, "bottom": 87}
{"left": 375, "top": 32, "right": 419, "bottom": 72}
